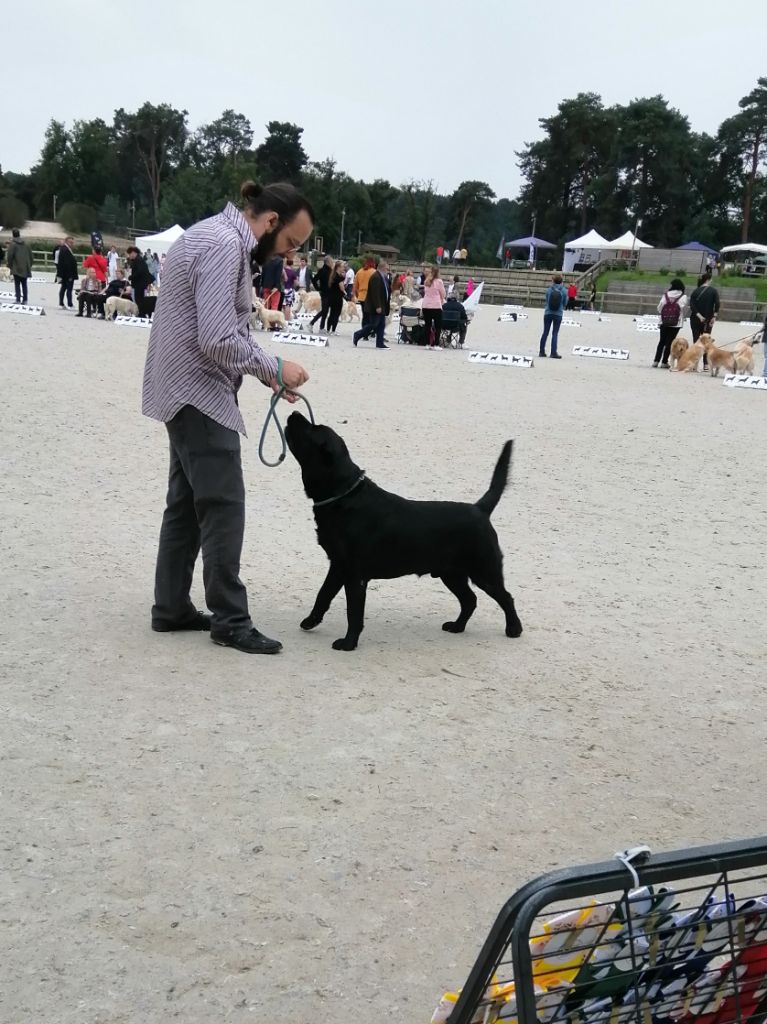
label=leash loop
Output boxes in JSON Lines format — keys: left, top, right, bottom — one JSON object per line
{"left": 258, "top": 356, "right": 316, "bottom": 468}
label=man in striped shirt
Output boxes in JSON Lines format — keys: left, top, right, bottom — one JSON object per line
{"left": 143, "top": 181, "right": 314, "bottom": 655}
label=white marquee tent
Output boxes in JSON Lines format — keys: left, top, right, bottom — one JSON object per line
{"left": 562, "top": 229, "right": 610, "bottom": 272}
{"left": 135, "top": 224, "right": 185, "bottom": 256}
{"left": 720, "top": 242, "right": 767, "bottom": 256}
{"left": 608, "top": 230, "right": 652, "bottom": 251}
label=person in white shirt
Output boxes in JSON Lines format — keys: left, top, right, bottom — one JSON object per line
{"left": 452, "top": 248, "right": 461, "bottom": 263}
{"left": 107, "top": 245, "right": 119, "bottom": 281}
{"left": 343, "top": 262, "right": 355, "bottom": 300}
{"left": 297, "top": 255, "right": 312, "bottom": 291}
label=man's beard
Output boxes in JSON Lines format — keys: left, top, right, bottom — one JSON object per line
{"left": 251, "top": 227, "right": 280, "bottom": 268}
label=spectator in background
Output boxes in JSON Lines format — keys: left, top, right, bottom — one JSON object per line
{"left": 83, "top": 246, "right": 107, "bottom": 285}
{"left": 653, "top": 277, "right": 687, "bottom": 369}
{"left": 297, "top": 255, "right": 312, "bottom": 292}
{"left": 465, "top": 277, "right": 475, "bottom": 298}
{"left": 452, "top": 247, "right": 461, "bottom": 264}
{"left": 326, "top": 261, "right": 347, "bottom": 334}
{"left": 422, "top": 264, "right": 446, "bottom": 350}
{"left": 353, "top": 257, "right": 376, "bottom": 332}
{"left": 283, "top": 257, "right": 298, "bottom": 316}
{"left": 353, "top": 259, "right": 390, "bottom": 349}
{"left": 107, "top": 245, "right": 119, "bottom": 281}
{"left": 56, "top": 236, "right": 78, "bottom": 309}
{"left": 76, "top": 267, "right": 105, "bottom": 318}
{"left": 403, "top": 269, "right": 416, "bottom": 299}
{"left": 436, "top": 245, "right": 443, "bottom": 264}
{"left": 343, "top": 261, "right": 355, "bottom": 300}
{"left": 689, "top": 273, "right": 720, "bottom": 370}
{"left": 566, "top": 281, "right": 578, "bottom": 310}
{"left": 448, "top": 273, "right": 461, "bottom": 298}
{"left": 539, "top": 273, "right": 568, "bottom": 359}
{"left": 588, "top": 280, "right": 597, "bottom": 310}
{"left": 7, "top": 228, "right": 33, "bottom": 304}
{"left": 460, "top": 247, "right": 468, "bottom": 263}
{"left": 442, "top": 292, "right": 468, "bottom": 347}
{"left": 104, "top": 269, "right": 132, "bottom": 301}
{"left": 309, "top": 254, "right": 333, "bottom": 332}
{"left": 126, "top": 245, "right": 154, "bottom": 317}
{"left": 260, "top": 255, "right": 284, "bottom": 311}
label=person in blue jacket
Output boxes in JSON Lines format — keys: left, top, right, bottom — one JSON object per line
{"left": 539, "top": 273, "right": 569, "bottom": 359}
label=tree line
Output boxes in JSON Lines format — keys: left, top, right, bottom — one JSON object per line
{"left": 0, "top": 80, "right": 765, "bottom": 263}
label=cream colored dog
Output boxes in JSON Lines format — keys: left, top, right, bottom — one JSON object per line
{"left": 341, "top": 299, "right": 360, "bottom": 322}
{"left": 105, "top": 295, "right": 139, "bottom": 319}
{"left": 669, "top": 336, "right": 689, "bottom": 370}
{"left": 733, "top": 341, "right": 755, "bottom": 374}
{"left": 250, "top": 299, "right": 287, "bottom": 331}
{"left": 294, "top": 289, "right": 321, "bottom": 315}
{"left": 0, "top": 265, "right": 11, "bottom": 282}
{"left": 672, "top": 338, "right": 706, "bottom": 373}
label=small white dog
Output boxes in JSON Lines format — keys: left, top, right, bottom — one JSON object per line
{"left": 0, "top": 265, "right": 11, "bottom": 282}
{"left": 105, "top": 296, "right": 139, "bottom": 319}
{"left": 294, "top": 289, "right": 321, "bottom": 315}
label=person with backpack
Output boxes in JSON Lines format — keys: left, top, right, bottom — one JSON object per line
{"left": 539, "top": 273, "right": 568, "bottom": 358}
{"left": 689, "top": 273, "right": 720, "bottom": 370}
{"left": 653, "top": 278, "right": 687, "bottom": 368}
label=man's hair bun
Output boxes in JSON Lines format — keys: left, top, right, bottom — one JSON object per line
{"left": 240, "top": 180, "right": 263, "bottom": 202}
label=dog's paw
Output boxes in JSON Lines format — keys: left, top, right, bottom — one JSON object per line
{"left": 506, "top": 620, "right": 523, "bottom": 638}
{"left": 332, "top": 636, "right": 358, "bottom": 651}
{"left": 442, "top": 621, "right": 465, "bottom": 633}
{"left": 300, "top": 614, "right": 322, "bottom": 631}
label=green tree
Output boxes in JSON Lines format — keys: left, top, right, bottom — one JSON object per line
{"left": 0, "top": 195, "right": 29, "bottom": 229}
{"left": 70, "top": 118, "right": 116, "bottom": 208}
{"left": 255, "top": 121, "right": 307, "bottom": 183}
{"left": 114, "top": 103, "right": 189, "bottom": 226}
{"left": 717, "top": 77, "right": 767, "bottom": 241}
{"left": 449, "top": 180, "right": 496, "bottom": 250}
{"left": 159, "top": 166, "right": 218, "bottom": 227}
{"left": 31, "top": 119, "right": 77, "bottom": 217}
{"left": 400, "top": 180, "right": 437, "bottom": 261}
{"left": 193, "top": 109, "right": 253, "bottom": 171}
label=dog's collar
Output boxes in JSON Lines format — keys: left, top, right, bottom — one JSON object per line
{"left": 313, "top": 473, "right": 366, "bottom": 510}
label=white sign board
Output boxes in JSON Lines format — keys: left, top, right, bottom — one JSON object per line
{"left": 468, "top": 350, "right": 534, "bottom": 368}
{"left": 573, "top": 345, "right": 630, "bottom": 360}
{"left": 271, "top": 331, "right": 329, "bottom": 348}
{"left": 497, "top": 312, "right": 528, "bottom": 322}
{"left": 290, "top": 312, "right": 314, "bottom": 323}
{"left": 30, "top": 277, "right": 50, "bottom": 283}
{"left": 580, "top": 309, "right": 600, "bottom": 316}
{"left": 0, "top": 290, "right": 17, "bottom": 300}
{"left": 560, "top": 318, "right": 582, "bottom": 328}
{"left": 503, "top": 304, "right": 525, "bottom": 311}
{"left": 722, "top": 374, "right": 767, "bottom": 390}
{"left": 114, "top": 315, "right": 152, "bottom": 328}
{"left": 739, "top": 321, "right": 763, "bottom": 327}
{"left": 0, "top": 303, "right": 45, "bottom": 316}
{"left": 636, "top": 323, "right": 658, "bottom": 332}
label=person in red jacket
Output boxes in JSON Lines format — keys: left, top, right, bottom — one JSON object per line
{"left": 83, "top": 246, "right": 108, "bottom": 284}
{"left": 566, "top": 282, "right": 578, "bottom": 310}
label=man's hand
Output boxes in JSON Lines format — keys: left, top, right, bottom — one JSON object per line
{"left": 271, "top": 359, "right": 309, "bottom": 403}
{"left": 376, "top": 307, "right": 382, "bottom": 314}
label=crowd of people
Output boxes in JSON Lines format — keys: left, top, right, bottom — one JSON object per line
{"left": 51, "top": 238, "right": 160, "bottom": 319}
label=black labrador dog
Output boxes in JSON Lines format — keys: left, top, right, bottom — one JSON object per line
{"left": 285, "top": 412, "right": 523, "bottom": 651}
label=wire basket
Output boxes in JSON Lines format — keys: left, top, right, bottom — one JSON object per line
{"left": 439, "top": 838, "right": 767, "bottom": 1024}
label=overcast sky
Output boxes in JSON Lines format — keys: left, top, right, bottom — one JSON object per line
{"left": 2, "top": 0, "right": 766, "bottom": 199}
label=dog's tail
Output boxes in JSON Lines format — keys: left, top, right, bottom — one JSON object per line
{"left": 477, "top": 441, "right": 513, "bottom": 517}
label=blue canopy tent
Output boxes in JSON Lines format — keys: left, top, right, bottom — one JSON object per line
{"left": 503, "top": 235, "right": 557, "bottom": 269}
{"left": 676, "top": 241, "right": 718, "bottom": 254}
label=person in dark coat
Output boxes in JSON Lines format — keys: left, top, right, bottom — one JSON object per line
{"left": 309, "top": 255, "right": 333, "bottom": 332}
{"left": 126, "top": 245, "right": 155, "bottom": 317}
{"left": 56, "top": 236, "right": 79, "bottom": 309}
{"left": 325, "top": 260, "right": 347, "bottom": 334}
{"left": 353, "top": 259, "right": 390, "bottom": 348}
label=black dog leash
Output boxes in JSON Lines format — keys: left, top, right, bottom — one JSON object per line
{"left": 258, "top": 356, "right": 316, "bottom": 468}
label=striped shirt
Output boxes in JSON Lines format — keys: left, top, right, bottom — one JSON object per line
{"left": 142, "top": 202, "right": 279, "bottom": 435}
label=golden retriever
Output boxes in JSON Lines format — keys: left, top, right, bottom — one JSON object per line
{"left": 672, "top": 338, "right": 706, "bottom": 373}
{"left": 702, "top": 335, "right": 736, "bottom": 377}
{"left": 250, "top": 300, "right": 287, "bottom": 331}
{"left": 733, "top": 341, "right": 755, "bottom": 374}
{"left": 294, "top": 289, "right": 321, "bottom": 315}
{"left": 669, "top": 336, "right": 689, "bottom": 370}
{"left": 105, "top": 295, "right": 138, "bottom": 319}
{"left": 341, "top": 299, "right": 360, "bottom": 322}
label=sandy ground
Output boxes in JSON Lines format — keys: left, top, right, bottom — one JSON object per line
{"left": 2, "top": 284, "right": 766, "bottom": 1022}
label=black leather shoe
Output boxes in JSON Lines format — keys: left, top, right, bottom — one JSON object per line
{"left": 211, "top": 627, "right": 283, "bottom": 654}
{"left": 152, "top": 611, "right": 212, "bottom": 632}
{"left": 550, "top": 353, "right": 562, "bottom": 359}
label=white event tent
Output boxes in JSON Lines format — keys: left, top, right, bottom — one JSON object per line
{"left": 608, "top": 230, "right": 652, "bottom": 251}
{"left": 720, "top": 242, "right": 767, "bottom": 256}
{"left": 562, "top": 229, "right": 610, "bottom": 273}
{"left": 135, "top": 224, "right": 185, "bottom": 256}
